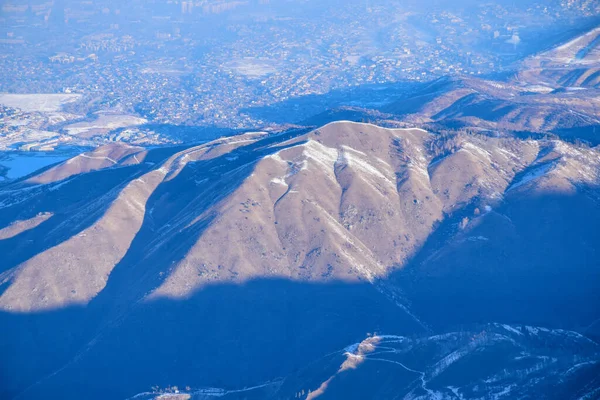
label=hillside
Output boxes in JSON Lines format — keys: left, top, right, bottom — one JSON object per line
{"left": 0, "top": 121, "right": 599, "bottom": 399}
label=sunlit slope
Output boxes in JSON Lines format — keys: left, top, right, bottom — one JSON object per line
{"left": 0, "top": 122, "right": 599, "bottom": 399}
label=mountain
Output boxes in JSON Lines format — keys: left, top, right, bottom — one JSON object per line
{"left": 1, "top": 121, "right": 599, "bottom": 399}
{"left": 131, "top": 323, "right": 600, "bottom": 400}
{"left": 275, "top": 324, "right": 600, "bottom": 400}
{"left": 519, "top": 27, "right": 600, "bottom": 89}
{"left": 301, "top": 26, "right": 600, "bottom": 146}
{"left": 379, "top": 74, "right": 600, "bottom": 143}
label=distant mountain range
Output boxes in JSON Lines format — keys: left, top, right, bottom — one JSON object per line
{"left": 1, "top": 23, "right": 600, "bottom": 400}
{"left": 287, "top": 24, "right": 600, "bottom": 147}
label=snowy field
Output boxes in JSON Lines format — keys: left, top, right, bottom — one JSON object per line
{"left": 63, "top": 114, "right": 148, "bottom": 136}
{"left": 0, "top": 94, "right": 82, "bottom": 112}
{"left": 227, "top": 58, "right": 277, "bottom": 78}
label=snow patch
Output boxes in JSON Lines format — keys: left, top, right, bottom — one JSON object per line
{"left": 507, "top": 162, "right": 555, "bottom": 192}
{"left": 501, "top": 324, "right": 523, "bottom": 336}
{"left": 320, "top": 120, "right": 428, "bottom": 134}
{"left": 78, "top": 153, "right": 118, "bottom": 164}
{"left": 342, "top": 151, "right": 396, "bottom": 189}
{"left": 299, "top": 140, "right": 338, "bottom": 181}
{"left": 564, "top": 361, "right": 598, "bottom": 376}
{"left": 341, "top": 145, "right": 366, "bottom": 155}
{"left": 468, "top": 236, "right": 489, "bottom": 241}
{"left": 270, "top": 177, "right": 288, "bottom": 186}
{"left": 463, "top": 142, "right": 492, "bottom": 162}
{"left": 264, "top": 153, "right": 286, "bottom": 163}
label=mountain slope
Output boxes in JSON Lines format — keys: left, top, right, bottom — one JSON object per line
{"left": 0, "top": 122, "right": 599, "bottom": 399}
{"left": 273, "top": 324, "right": 600, "bottom": 400}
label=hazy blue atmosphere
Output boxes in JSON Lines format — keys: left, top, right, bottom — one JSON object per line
{"left": 1, "top": 1, "right": 599, "bottom": 399}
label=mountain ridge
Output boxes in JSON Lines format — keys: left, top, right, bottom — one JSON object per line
{"left": 1, "top": 120, "right": 599, "bottom": 399}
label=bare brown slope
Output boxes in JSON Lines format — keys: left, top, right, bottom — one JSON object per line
{"left": 518, "top": 26, "right": 600, "bottom": 89}
{"left": 27, "top": 143, "right": 147, "bottom": 185}
{"left": 394, "top": 79, "right": 600, "bottom": 141}
{"left": 0, "top": 133, "right": 273, "bottom": 312}
{"left": 150, "top": 122, "right": 544, "bottom": 300}
{"left": 0, "top": 212, "right": 52, "bottom": 240}
{"left": 1, "top": 122, "right": 599, "bottom": 400}
{"left": 2, "top": 122, "right": 598, "bottom": 312}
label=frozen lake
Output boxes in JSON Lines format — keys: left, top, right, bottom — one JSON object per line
{"left": 0, "top": 152, "right": 71, "bottom": 181}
